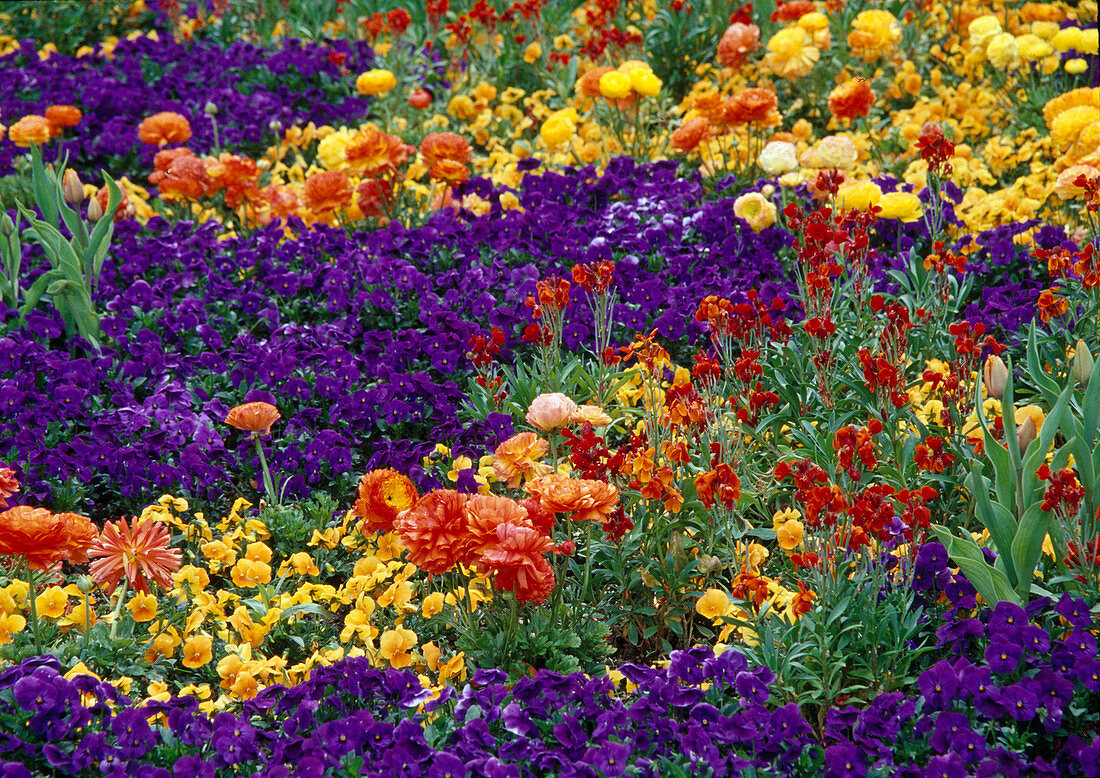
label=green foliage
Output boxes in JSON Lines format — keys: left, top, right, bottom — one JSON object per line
{"left": 0, "top": 1, "right": 157, "bottom": 53}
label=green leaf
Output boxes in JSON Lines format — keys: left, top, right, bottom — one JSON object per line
{"left": 1009, "top": 502, "right": 1051, "bottom": 599}
{"left": 1026, "top": 324, "right": 1061, "bottom": 403}
{"left": 966, "top": 466, "right": 1019, "bottom": 588}
{"left": 932, "top": 525, "right": 1021, "bottom": 606}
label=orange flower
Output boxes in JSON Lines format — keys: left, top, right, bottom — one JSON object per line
{"left": 419, "top": 132, "right": 472, "bottom": 167}
{"left": 302, "top": 170, "right": 353, "bottom": 215}
{"left": 722, "top": 88, "right": 779, "bottom": 126}
{"left": 94, "top": 184, "right": 135, "bottom": 223}
{"left": 0, "top": 468, "right": 18, "bottom": 510}
{"left": 224, "top": 402, "right": 281, "bottom": 436}
{"left": 694, "top": 463, "right": 742, "bottom": 510}
{"left": 430, "top": 159, "right": 470, "bottom": 186}
{"left": 493, "top": 432, "right": 550, "bottom": 488}
{"left": 205, "top": 153, "right": 260, "bottom": 208}
{"left": 88, "top": 517, "right": 181, "bottom": 594}
{"left": 354, "top": 469, "right": 419, "bottom": 534}
{"left": 717, "top": 23, "right": 760, "bottom": 68}
{"left": 670, "top": 117, "right": 713, "bottom": 155}
{"left": 356, "top": 177, "right": 394, "bottom": 218}
{"left": 394, "top": 490, "right": 470, "bottom": 575}
{"left": 44, "top": 105, "right": 83, "bottom": 128}
{"left": 7, "top": 115, "right": 54, "bottom": 147}
{"left": 0, "top": 506, "right": 69, "bottom": 570}
{"left": 828, "top": 78, "right": 876, "bottom": 122}
{"left": 526, "top": 475, "right": 620, "bottom": 523}
{"left": 790, "top": 582, "right": 816, "bottom": 616}
{"left": 1037, "top": 287, "right": 1069, "bottom": 323}
{"left": 479, "top": 522, "right": 555, "bottom": 603}
{"left": 148, "top": 147, "right": 196, "bottom": 184}
{"left": 464, "top": 494, "right": 530, "bottom": 560}
{"left": 137, "top": 111, "right": 192, "bottom": 146}
{"left": 157, "top": 155, "right": 211, "bottom": 200}
{"left": 345, "top": 128, "right": 411, "bottom": 175}
{"left": 57, "top": 513, "right": 97, "bottom": 565}
{"left": 577, "top": 66, "right": 615, "bottom": 98}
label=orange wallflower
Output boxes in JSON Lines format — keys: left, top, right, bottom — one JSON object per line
{"left": 828, "top": 78, "right": 876, "bottom": 122}
{"left": 302, "top": 170, "right": 353, "bottom": 215}
{"left": 479, "top": 522, "right": 555, "bottom": 603}
{"left": 420, "top": 132, "right": 472, "bottom": 167}
{"left": 694, "top": 463, "right": 742, "bottom": 510}
{"left": 224, "top": 402, "right": 281, "bottom": 437}
{"left": 137, "top": 111, "right": 192, "bottom": 146}
{"left": 1037, "top": 287, "right": 1069, "bottom": 322}
{"left": 493, "top": 432, "right": 550, "bottom": 488}
{"left": 354, "top": 469, "right": 419, "bottom": 534}
{"left": 345, "top": 128, "right": 411, "bottom": 175}
{"left": 7, "top": 115, "right": 54, "bottom": 147}
{"left": 670, "top": 117, "right": 713, "bottom": 155}
{"left": 722, "top": 88, "right": 779, "bottom": 126}
{"left": 394, "top": 490, "right": 470, "bottom": 575}
{"left": 526, "top": 475, "right": 620, "bottom": 523}
{"left": 717, "top": 23, "right": 760, "bottom": 68}
{"left": 44, "top": 105, "right": 83, "bottom": 127}
{"left": 88, "top": 517, "right": 181, "bottom": 594}
{"left": 0, "top": 506, "right": 70, "bottom": 570}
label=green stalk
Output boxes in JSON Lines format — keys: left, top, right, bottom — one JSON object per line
{"left": 109, "top": 578, "right": 129, "bottom": 642}
{"left": 253, "top": 436, "right": 278, "bottom": 506}
{"left": 22, "top": 556, "right": 41, "bottom": 655}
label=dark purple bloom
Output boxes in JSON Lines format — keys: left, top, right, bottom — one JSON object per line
{"left": 1054, "top": 594, "right": 1092, "bottom": 629}
{"left": 1001, "top": 682, "right": 1039, "bottom": 721}
{"left": 824, "top": 743, "right": 866, "bottom": 778}
{"left": 985, "top": 634, "right": 1023, "bottom": 673}
{"left": 918, "top": 661, "right": 959, "bottom": 710}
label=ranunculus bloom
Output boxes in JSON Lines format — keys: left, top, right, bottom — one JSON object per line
{"left": 430, "top": 159, "right": 470, "bottom": 185}
{"left": 847, "top": 9, "right": 902, "bottom": 62}
{"left": 303, "top": 170, "right": 353, "bottom": 215}
{"left": 224, "top": 402, "right": 281, "bottom": 436}
{"left": 0, "top": 506, "right": 69, "bottom": 570}
{"left": 527, "top": 475, "right": 619, "bottom": 523}
{"left": 758, "top": 141, "right": 799, "bottom": 175}
{"left": 494, "top": 432, "right": 551, "bottom": 488}
{"left": 137, "top": 111, "right": 192, "bottom": 146}
{"left": 394, "top": 490, "right": 470, "bottom": 575}
{"left": 345, "top": 128, "right": 411, "bottom": 175}
{"left": 57, "top": 513, "right": 97, "bottom": 565}
{"left": 355, "top": 69, "right": 397, "bottom": 95}
{"left": 877, "top": 191, "right": 922, "bottom": 222}
{"left": 797, "top": 12, "right": 831, "bottom": 49}
{"left": 464, "top": 494, "right": 531, "bottom": 560}
{"left": 967, "top": 15, "right": 1003, "bottom": 49}
{"left": 717, "top": 23, "right": 760, "bottom": 68}
{"left": 89, "top": 517, "right": 182, "bottom": 594}
{"left": 985, "top": 32, "right": 1020, "bottom": 69}
{"left": 7, "top": 115, "right": 53, "bottom": 147}
{"left": 598, "top": 71, "right": 632, "bottom": 100}
{"left": 0, "top": 468, "right": 18, "bottom": 510}
{"left": 157, "top": 155, "right": 211, "bottom": 200}
{"left": 479, "top": 522, "right": 556, "bottom": 603}
{"left": 670, "top": 116, "right": 712, "bottom": 155}
{"left": 577, "top": 66, "right": 614, "bottom": 97}
{"left": 837, "top": 180, "right": 883, "bottom": 212}
{"left": 765, "top": 27, "right": 820, "bottom": 79}
{"left": 733, "top": 192, "right": 778, "bottom": 232}
{"left": 354, "top": 469, "right": 419, "bottom": 533}
{"left": 828, "top": 79, "right": 875, "bottom": 122}
{"left": 420, "top": 132, "right": 472, "bottom": 167}
{"left": 571, "top": 405, "right": 612, "bottom": 426}
{"left": 44, "top": 104, "right": 82, "bottom": 127}
{"left": 800, "top": 135, "right": 858, "bottom": 169}
{"left": 722, "top": 88, "right": 779, "bottom": 125}
{"left": 630, "top": 70, "right": 662, "bottom": 97}
{"left": 526, "top": 393, "right": 579, "bottom": 431}
{"left": 541, "top": 114, "right": 577, "bottom": 150}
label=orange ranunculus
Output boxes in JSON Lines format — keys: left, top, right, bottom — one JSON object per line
{"left": 0, "top": 506, "right": 70, "bottom": 570}
{"left": 148, "top": 147, "right": 196, "bottom": 184}
{"left": 0, "top": 468, "right": 18, "bottom": 510}
{"left": 670, "top": 117, "right": 712, "bottom": 155}
{"left": 717, "top": 23, "right": 760, "bottom": 68}
{"left": 722, "top": 88, "right": 779, "bottom": 126}
{"left": 495, "top": 431, "right": 550, "bottom": 486}
{"left": 828, "top": 78, "right": 876, "bottom": 122}
{"left": 57, "top": 513, "right": 97, "bottom": 565}
{"left": 224, "top": 402, "right": 281, "bottom": 436}
{"left": 354, "top": 469, "right": 419, "bottom": 534}
{"left": 88, "top": 517, "right": 181, "bottom": 594}
{"left": 8, "top": 115, "right": 54, "bottom": 147}
{"left": 345, "top": 128, "right": 411, "bottom": 175}
{"left": 262, "top": 185, "right": 300, "bottom": 224}
{"left": 137, "top": 111, "right": 192, "bottom": 146}
{"left": 94, "top": 184, "right": 135, "bottom": 223}
{"left": 205, "top": 153, "right": 260, "bottom": 208}
{"left": 157, "top": 155, "right": 211, "bottom": 200}
{"left": 356, "top": 177, "right": 394, "bottom": 218}
{"left": 302, "top": 170, "right": 353, "bottom": 215}
{"left": 394, "top": 489, "right": 470, "bottom": 575}
{"left": 430, "top": 159, "right": 470, "bottom": 186}
{"left": 526, "top": 475, "right": 620, "bottom": 523}
{"left": 479, "top": 521, "right": 555, "bottom": 603}
{"left": 45, "top": 105, "right": 82, "bottom": 127}
{"left": 419, "top": 132, "right": 472, "bottom": 167}
{"left": 577, "top": 66, "right": 615, "bottom": 98}
{"left": 525, "top": 392, "right": 578, "bottom": 431}
{"left": 464, "top": 494, "right": 531, "bottom": 560}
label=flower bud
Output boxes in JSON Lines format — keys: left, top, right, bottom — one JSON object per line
{"left": 1073, "top": 339, "right": 1094, "bottom": 386}
{"left": 75, "top": 575, "right": 95, "bottom": 594}
{"left": 0, "top": 213, "right": 14, "bottom": 237}
{"left": 1016, "top": 414, "right": 1037, "bottom": 455}
{"left": 204, "top": 101, "right": 218, "bottom": 116}
{"left": 268, "top": 119, "right": 283, "bottom": 134}
{"left": 983, "top": 355, "right": 1008, "bottom": 399}
{"left": 86, "top": 196, "right": 103, "bottom": 223}
{"left": 62, "top": 169, "right": 84, "bottom": 204}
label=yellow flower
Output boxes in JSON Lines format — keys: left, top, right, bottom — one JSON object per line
{"left": 1079, "top": 28, "right": 1098, "bottom": 55}
{"left": 422, "top": 591, "right": 445, "bottom": 618}
{"left": 695, "top": 589, "right": 730, "bottom": 621}
{"left": 837, "top": 180, "right": 883, "bottom": 211}
{"left": 878, "top": 191, "right": 922, "bottom": 222}
{"left": 355, "top": 69, "right": 397, "bottom": 96}
{"left": 765, "top": 27, "right": 819, "bottom": 79}
{"left": 1050, "top": 105, "right": 1100, "bottom": 150}
{"left": 244, "top": 541, "right": 272, "bottom": 564}
{"left": 598, "top": 71, "right": 632, "bottom": 100}
{"left": 797, "top": 12, "right": 831, "bottom": 49}
{"left": 378, "top": 627, "right": 417, "bottom": 668}
{"left": 847, "top": 10, "right": 902, "bottom": 62}
{"left": 35, "top": 586, "right": 68, "bottom": 619}
{"left": 127, "top": 592, "right": 158, "bottom": 622}
{"left": 775, "top": 520, "right": 805, "bottom": 551}
{"left": 181, "top": 634, "right": 213, "bottom": 668}
{"left": 771, "top": 508, "right": 802, "bottom": 529}
{"left": 629, "top": 70, "right": 662, "bottom": 97}
{"left": 540, "top": 112, "right": 577, "bottom": 150}
{"left": 1065, "top": 58, "right": 1088, "bottom": 74}
{"left": 230, "top": 558, "right": 272, "bottom": 588}
{"left": 285, "top": 552, "right": 320, "bottom": 577}
{"left": 1052, "top": 27, "right": 1084, "bottom": 53}
{"left": 985, "top": 33, "right": 1020, "bottom": 69}
{"left": 523, "top": 42, "right": 542, "bottom": 63}
{"left": 733, "top": 192, "right": 778, "bottom": 232}
{"left": 968, "top": 15, "right": 1003, "bottom": 49}
{"left": 1017, "top": 34, "right": 1053, "bottom": 60}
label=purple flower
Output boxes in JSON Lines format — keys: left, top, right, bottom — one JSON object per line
{"left": 918, "top": 661, "right": 959, "bottom": 710}
{"left": 985, "top": 634, "right": 1023, "bottom": 673}
{"left": 824, "top": 743, "right": 867, "bottom": 778}
{"left": 1054, "top": 594, "right": 1092, "bottom": 629}
{"left": 923, "top": 753, "right": 967, "bottom": 778}
{"left": 1001, "top": 682, "right": 1039, "bottom": 721}
{"left": 734, "top": 669, "right": 771, "bottom": 704}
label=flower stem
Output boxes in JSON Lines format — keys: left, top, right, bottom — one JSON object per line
{"left": 253, "top": 436, "right": 278, "bottom": 506}
{"left": 109, "top": 578, "right": 129, "bottom": 642}
{"left": 22, "top": 556, "right": 41, "bottom": 655}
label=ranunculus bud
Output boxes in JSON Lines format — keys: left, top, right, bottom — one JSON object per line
{"left": 983, "top": 355, "right": 1008, "bottom": 399}
{"left": 204, "top": 101, "right": 218, "bottom": 116}
{"left": 1016, "top": 414, "right": 1037, "bottom": 455}
{"left": 1073, "top": 339, "right": 1094, "bottom": 386}
{"left": 86, "top": 196, "right": 103, "bottom": 223}
{"left": 526, "top": 392, "right": 579, "bottom": 431}
{"left": 62, "top": 169, "right": 84, "bottom": 205}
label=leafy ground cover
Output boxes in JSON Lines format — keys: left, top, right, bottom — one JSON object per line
{"left": 0, "top": 0, "right": 1098, "bottom": 775}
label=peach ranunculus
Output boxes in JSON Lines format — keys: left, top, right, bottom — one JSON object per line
{"left": 224, "top": 402, "right": 281, "bottom": 437}
{"left": 479, "top": 522, "right": 556, "bottom": 603}
{"left": 716, "top": 23, "right": 760, "bottom": 69}
{"left": 0, "top": 467, "right": 18, "bottom": 510}
{"left": 1055, "top": 165, "right": 1100, "bottom": 200}
{"left": 721, "top": 88, "right": 779, "bottom": 126}
{"left": 526, "top": 475, "right": 620, "bottom": 523}
{"left": 7, "top": 115, "right": 54, "bottom": 147}
{"left": 419, "top": 132, "right": 472, "bottom": 167}
{"left": 464, "top": 494, "right": 531, "bottom": 560}
{"left": 394, "top": 490, "right": 471, "bottom": 575}
{"left": 571, "top": 405, "right": 612, "bottom": 427}
{"left": 137, "top": 111, "right": 192, "bottom": 146}
{"left": 429, "top": 158, "right": 470, "bottom": 186}
{"left": 525, "top": 392, "right": 579, "bottom": 431}
{"left": 354, "top": 469, "right": 419, "bottom": 534}
{"left": 493, "top": 432, "right": 551, "bottom": 488}
{"left": 670, "top": 116, "right": 713, "bottom": 155}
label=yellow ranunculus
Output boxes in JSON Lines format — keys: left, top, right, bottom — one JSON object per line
{"left": 837, "top": 180, "right": 883, "bottom": 212}
{"left": 968, "top": 15, "right": 1003, "bottom": 49}
{"left": 598, "top": 71, "right": 632, "bottom": 100}
{"left": 733, "top": 192, "right": 778, "bottom": 232}
{"left": 630, "top": 70, "right": 662, "bottom": 97}
{"left": 1079, "top": 28, "right": 1098, "bottom": 54}
{"left": 878, "top": 191, "right": 923, "bottom": 222}
{"left": 765, "top": 27, "right": 820, "bottom": 79}
{"left": 1052, "top": 27, "right": 1084, "bottom": 53}
{"left": 540, "top": 115, "right": 575, "bottom": 150}
{"left": 1065, "top": 58, "right": 1089, "bottom": 74}
{"left": 986, "top": 32, "right": 1020, "bottom": 69}
{"left": 1016, "top": 34, "right": 1053, "bottom": 60}
{"left": 847, "top": 9, "right": 902, "bottom": 62}
{"left": 797, "top": 11, "right": 831, "bottom": 49}
{"left": 355, "top": 69, "right": 397, "bottom": 96}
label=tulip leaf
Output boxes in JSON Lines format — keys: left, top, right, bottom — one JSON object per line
{"left": 1010, "top": 502, "right": 1051, "bottom": 599}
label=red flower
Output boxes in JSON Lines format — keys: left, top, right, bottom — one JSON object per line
{"left": 479, "top": 522, "right": 556, "bottom": 603}
{"left": 394, "top": 490, "right": 470, "bottom": 575}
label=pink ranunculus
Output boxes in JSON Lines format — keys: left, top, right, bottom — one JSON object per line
{"left": 525, "top": 392, "right": 579, "bottom": 431}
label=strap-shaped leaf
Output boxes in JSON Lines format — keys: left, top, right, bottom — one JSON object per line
{"left": 1001, "top": 356, "right": 1023, "bottom": 480}
{"left": 975, "top": 368, "right": 1017, "bottom": 509}
{"left": 29, "top": 143, "right": 60, "bottom": 226}
{"left": 1084, "top": 344, "right": 1100, "bottom": 448}
{"left": 19, "top": 269, "right": 60, "bottom": 314}
{"left": 58, "top": 198, "right": 89, "bottom": 257}
{"left": 931, "top": 525, "right": 1021, "bottom": 606}
{"left": 1010, "top": 502, "right": 1051, "bottom": 599}
{"left": 965, "top": 466, "right": 1019, "bottom": 589}
{"left": 1026, "top": 324, "right": 1061, "bottom": 403}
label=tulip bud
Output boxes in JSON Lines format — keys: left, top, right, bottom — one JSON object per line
{"left": 983, "top": 355, "right": 1008, "bottom": 399}
{"left": 0, "top": 213, "right": 14, "bottom": 238}
{"left": 268, "top": 119, "right": 283, "bottom": 134}
{"left": 86, "top": 196, "right": 103, "bottom": 223}
{"left": 62, "top": 169, "right": 84, "bottom": 204}
{"left": 1073, "top": 339, "right": 1094, "bottom": 386}
{"left": 1016, "top": 414, "right": 1036, "bottom": 455}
